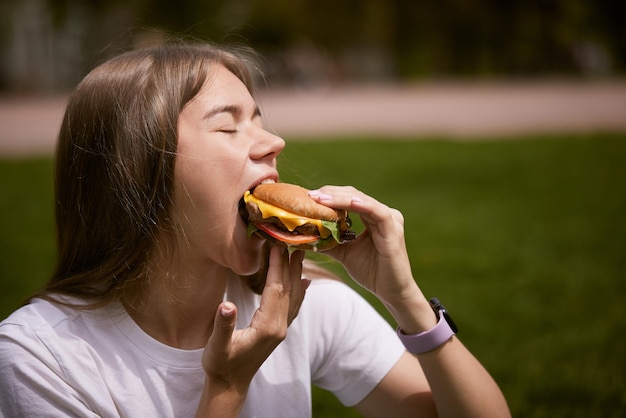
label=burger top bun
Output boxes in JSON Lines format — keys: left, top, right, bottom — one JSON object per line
{"left": 252, "top": 183, "right": 343, "bottom": 221}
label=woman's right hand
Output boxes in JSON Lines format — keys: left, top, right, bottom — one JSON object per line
{"left": 196, "top": 246, "right": 308, "bottom": 417}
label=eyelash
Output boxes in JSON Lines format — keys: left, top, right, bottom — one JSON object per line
{"left": 217, "top": 129, "right": 238, "bottom": 135}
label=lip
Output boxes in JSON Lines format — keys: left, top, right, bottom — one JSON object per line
{"left": 245, "top": 173, "right": 279, "bottom": 194}
{"left": 239, "top": 173, "right": 279, "bottom": 225}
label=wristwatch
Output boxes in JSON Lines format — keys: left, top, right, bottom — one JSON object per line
{"left": 396, "top": 297, "right": 458, "bottom": 354}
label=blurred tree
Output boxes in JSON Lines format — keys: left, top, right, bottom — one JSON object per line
{"left": 388, "top": 0, "right": 619, "bottom": 78}
{"left": 0, "top": 0, "right": 623, "bottom": 91}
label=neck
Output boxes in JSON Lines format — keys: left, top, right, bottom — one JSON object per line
{"left": 124, "top": 258, "right": 232, "bottom": 350}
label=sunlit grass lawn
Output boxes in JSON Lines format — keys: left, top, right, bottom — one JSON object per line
{"left": 1, "top": 133, "right": 624, "bottom": 417}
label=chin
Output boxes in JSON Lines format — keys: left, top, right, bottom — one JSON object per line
{"left": 232, "top": 235, "right": 266, "bottom": 276}
{"left": 233, "top": 261, "right": 262, "bottom": 277}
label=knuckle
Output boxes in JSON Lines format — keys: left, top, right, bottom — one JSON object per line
{"left": 259, "top": 322, "right": 287, "bottom": 342}
{"left": 270, "top": 283, "right": 291, "bottom": 299}
{"left": 391, "top": 208, "right": 405, "bottom": 224}
{"left": 273, "top": 327, "right": 288, "bottom": 341}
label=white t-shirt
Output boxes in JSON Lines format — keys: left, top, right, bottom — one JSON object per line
{"left": 0, "top": 278, "right": 404, "bottom": 417}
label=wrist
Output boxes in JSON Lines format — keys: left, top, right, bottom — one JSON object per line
{"left": 196, "top": 376, "right": 247, "bottom": 418}
{"left": 396, "top": 297, "right": 458, "bottom": 354}
{"left": 383, "top": 287, "right": 437, "bottom": 334}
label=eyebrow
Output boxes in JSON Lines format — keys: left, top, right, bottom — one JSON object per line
{"left": 202, "top": 104, "right": 262, "bottom": 121}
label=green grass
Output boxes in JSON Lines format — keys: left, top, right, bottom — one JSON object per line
{"left": 1, "top": 134, "right": 625, "bottom": 417}
{"left": 0, "top": 157, "right": 55, "bottom": 312}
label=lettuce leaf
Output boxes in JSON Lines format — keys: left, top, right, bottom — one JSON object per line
{"left": 247, "top": 222, "right": 259, "bottom": 238}
{"left": 321, "top": 220, "right": 341, "bottom": 242}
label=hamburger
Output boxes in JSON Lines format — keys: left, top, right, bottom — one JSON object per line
{"left": 241, "top": 182, "right": 356, "bottom": 251}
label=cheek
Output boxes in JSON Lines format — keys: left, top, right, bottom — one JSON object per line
{"left": 173, "top": 157, "right": 254, "bottom": 246}
{"left": 175, "top": 154, "right": 237, "bottom": 207}
{"left": 171, "top": 163, "right": 224, "bottom": 245}
{"left": 174, "top": 182, "right": 230, "bottom": 236}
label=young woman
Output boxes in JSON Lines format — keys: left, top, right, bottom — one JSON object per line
{"left": 0, "top": 43, "right": 510, "bottom": 417}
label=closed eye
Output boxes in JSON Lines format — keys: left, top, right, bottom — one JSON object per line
{"left": 204, "top": 104, "right": 262, "bottom": 134}
{"left": 217, "top": 128, "right": 238, "bottom": 134}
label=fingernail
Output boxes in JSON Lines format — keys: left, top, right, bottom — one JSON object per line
{"left": 221, "top": 302, "right": 235, "bottom": 317}
{"left": 351, "top": 196, "right": 363, "bottom": 203}
{"left": 309, "top": 190, "right": 332, "bottom": 201}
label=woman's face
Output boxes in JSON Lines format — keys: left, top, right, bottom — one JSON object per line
{"left": 174, "top": 64, "right": 285, "bottom": 275}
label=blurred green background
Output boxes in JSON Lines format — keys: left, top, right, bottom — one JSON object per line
{"left": 1, "top": 0, "right": 624, "bottom": 92}
{"left": 1, "top": 134, "right": 625, "bottom": 416}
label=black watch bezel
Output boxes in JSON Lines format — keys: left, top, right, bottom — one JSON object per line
{"left": 429, "top": 297, "right": 459, "bottom": 333}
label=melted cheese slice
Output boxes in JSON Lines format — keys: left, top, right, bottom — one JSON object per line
{"left": 244, "top": 191, "right": 331, "bottom": 238}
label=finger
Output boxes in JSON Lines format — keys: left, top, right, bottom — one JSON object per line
{"left": 309, "top": 186, "right": 386, "bottom": 225}
{"left": 314, "top": 187, "right": 404, "bottom": 235}
{"left": 265, "top": 244, "right": 290, "bottom": 292}
{"left": 318, "top": 192, "right": 406, "bottom": 261}
{"left": 289, "top": 250, "right": 305, "bottom": 289}
{"left": 258, "top": 245, "right": 291, "bottom": 324}
{"left": 207, "top": 301, "right": 237, "bottom": 357}
{"left": 286, "top": 250, "right": 307, "bottom": 324}
{"left": 309, "top": 185, "right": 365, "bottom": 210}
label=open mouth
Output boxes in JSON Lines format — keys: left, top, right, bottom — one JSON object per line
{"left": 238, "top": 178, "right": 277, "bottom": 225}
{"left": 238, "top": 196, "right": 250, "bottom": 225}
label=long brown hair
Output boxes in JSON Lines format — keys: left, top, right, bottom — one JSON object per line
{"left": 41, "top": 43, "right": 258, "bottom": 307}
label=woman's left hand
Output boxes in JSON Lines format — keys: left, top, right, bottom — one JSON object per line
{"left": 309, "top": 187, "right": 512, "bottom": 418}
{"left": 309, "top": 186, "right": 420, "bottom": 307}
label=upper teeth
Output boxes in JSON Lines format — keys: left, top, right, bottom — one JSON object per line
{"left": 260, "top": 179, "right": 276, "bottom": 185}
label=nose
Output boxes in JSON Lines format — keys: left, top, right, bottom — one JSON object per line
{"left": 251, "top": 127, "right": 286, "bottom": 161}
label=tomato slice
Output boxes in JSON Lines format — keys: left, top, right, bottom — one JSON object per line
{"left": 255, "top": 223, "right": 319, "bottom": 245}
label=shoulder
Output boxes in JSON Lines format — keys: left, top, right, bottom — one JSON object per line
{"left": 0, "top": 299, "right": 117, "bottom": 416}
{"left": 0, "top": 298, "right": 77, "bottom": 344}
{"left": 0, "top": 298, "right": 88, "bottom": 362}
{"left": 0, "top": 297, "right": 118, "bottom": 370}
{"left": 0, "top": 297, "right": 105, "bottom": 341}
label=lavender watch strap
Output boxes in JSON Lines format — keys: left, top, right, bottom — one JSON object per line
{"left": 396, "top": 310, "right": 456, "bottom": 354}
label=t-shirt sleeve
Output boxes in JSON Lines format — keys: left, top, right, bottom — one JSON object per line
{"left": 0, "top": 315, "right": 100, "bottom": 417}
{"left": 306, "top": 279, "right": 406, "bottom": 407}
